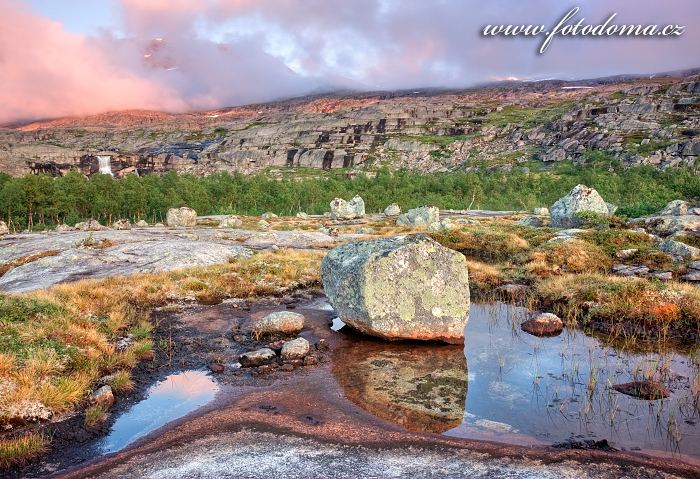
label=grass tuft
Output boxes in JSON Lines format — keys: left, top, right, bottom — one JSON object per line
{"left": 0, "top": 434, "right": 48, "bottom": 469}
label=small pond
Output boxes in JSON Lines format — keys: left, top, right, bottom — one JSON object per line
{"left": 99, "top": 370, "right": 219, "bottom": 454}
{"left": 333, "top": 303, "right": 700, "bottom": 461}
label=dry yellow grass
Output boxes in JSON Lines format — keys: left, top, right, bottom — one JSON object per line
{"left": 0, "top": 249, "right": 323, "bottom": 442}
{"left": 0, "top": 434, "right": 47, "bottom": 468}
{"left": 535, "top": 274, "right": 700, "bottom": 341}
{"left": 465, "top": 259, "right": 505, "bottom": 292}
{"left": 526, "top": 239, "right": 611, "bottom": 277}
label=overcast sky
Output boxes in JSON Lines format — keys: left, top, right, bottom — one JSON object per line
{"left": 1, "top": 0, "right": 698, "bottom": 122}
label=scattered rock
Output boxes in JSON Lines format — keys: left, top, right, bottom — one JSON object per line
{"left": 659, "top": 239, "right": 700, "bottom": 260}
{"left": 239, "top": 348, "right": 277, "bottom": 367}
{"left": 258, "top": 220, "right": 271, "bottom": 231}
{"left": 533, "top": 207, "right": 549, "bottom": 216}
{"left": 134, "top": 220, "right": 149, "bottom": 228}
{"left": 384, "top": 204, "right": 401, "bottom": 216}
{"left": 396, "top": 206, "right": 439, "bottom": 227}
{"left": 521, "top": 312, "right": 564, "bottom": 337}
{"left": 280, "top": 337, "right": 310, "bottom": 360}
{"left": 209, "top": 362, "right": 225, "bottom": 373}
{"left": 329, "top": 196, "right": 365, "bottom": 220}
{"left": 75, "top": 219, "right": 107, "bottom": 231}
{"left": 613, "top": 380, "right": 670, "bottom": 400}
{"left": 612, "top": 264, "right": 650, "bottom": 277}
{"left": 112, "top": 219, "right": 131, "bottom": 230}
{"left": 154, "top": 222, "right": 165, "bottom": 227}
{"left": 2, "top": 400, "right": 52, "bottom": 426}
{"left": 518, "top": 215, "right": 544, "bottom": 227}
{"left": 681, "top": 270, "right": 700, "bottom": 282}
{"left": 253, "top": 311, "right": 305, "bottom": 336}
{"left": 615, "top": 248, "right": 638, "bottom": 259}
{"left": 303, "top": 355, "right": 319, "bottom": 366}
{"left": 321, "top": 234, "right": 470, "bottom": 343}
{"left": 641, "top": 215, "right": 700, "bottom": 237}
{"left": 261, "top": 212, "right": 278, "bottom": 219}
{"left": 90, "top": 385, "right": 115, "bottom": 409}
{"left": 116, "top": 334, "right": 134, "bottom": 351}
{"left": 550, "top": 185, "right": 611, "bottom": 228}
{"left": 357, "top": 227, "right": 375, "bottom": 235}
{"left": 455, "top": 218, "right": 480, "bottom": 225}
{"left": 219, "top": 216, "right": 242, "bottom": 228}
{"left": 55, "top": 223, "right": 73, "bottom": 232}
{"left": 652, "top": 271, "right": 674, "bottom": 281}
{"left": 427, "top": 218, "right": 456, "bottom": 232}
{"left": 166, "top": 207, "right": 197, "bottom": 227}
{"left": 0, "top": 221, "right": 7, "bottom": 235}
{"left": 296, "top": 212, "right": 310, "bottom": 219}
{"left": 689, "top": 260, "right": 700, "bottom": 270}
{"left": 658, "top": 200, "right": 688, "bottom": 216}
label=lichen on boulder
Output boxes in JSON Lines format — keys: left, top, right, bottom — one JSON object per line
{"left": 550, "top": 185, "right": 612, "bottom": 228}
{"left": 321, "top": 234, "right": 470, "bottom": 343}
{"left": 396, "top": 206, "right": 439, "bottom": 227}
{"left": 166, "top": 207, "right": 197, "bottom": 227}
{"left": 329, "top": 196, "right": 365, "bottom": 220}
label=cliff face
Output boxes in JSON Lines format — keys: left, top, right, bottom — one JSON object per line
{"left": 0, "top": 73, "right": 698, "bottom": 178}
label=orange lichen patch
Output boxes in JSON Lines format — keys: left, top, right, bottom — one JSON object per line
{"left": 647, "top": 303, "right": 681, "bottom": 322}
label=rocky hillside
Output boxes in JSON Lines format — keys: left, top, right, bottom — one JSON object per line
{"left": 1, "top": 71, "right": 699, "bottom": 178}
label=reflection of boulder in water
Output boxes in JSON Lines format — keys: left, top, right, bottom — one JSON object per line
{"left": 335, "top": 344, "right": 467, "bottom": 433}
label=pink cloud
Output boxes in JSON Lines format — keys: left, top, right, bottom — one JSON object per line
{"left": 1, "top": 0, "right": 698, "bottom": 123}
{"left": 0, "top": 1, "right": 187, "bottom": 123}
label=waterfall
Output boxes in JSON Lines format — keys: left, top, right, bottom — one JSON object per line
{"left": 97, "top": 156, "right": 113, "bottom": 176}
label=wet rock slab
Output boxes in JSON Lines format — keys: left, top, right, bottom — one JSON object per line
{"left": 0, "top": 228, "right": 352, "bottom": 293}
{"left": 76, "top": 429, "right": 688, "bottom": 479}
{"left": 0, "top": 239, "right": 252, "bottom": 293}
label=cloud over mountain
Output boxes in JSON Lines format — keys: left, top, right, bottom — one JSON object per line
{"left": 1, "top": 0, "right": 698, "bottom": 122}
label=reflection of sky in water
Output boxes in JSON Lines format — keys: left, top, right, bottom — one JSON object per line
{"left": 100, "top": 370, "right": 219, "bottom": 454}
{"left": 445, "top": 303, "right": 700, "bottom": 459}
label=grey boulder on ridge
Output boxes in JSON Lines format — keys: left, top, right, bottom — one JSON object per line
{"left": 550, "top": 184, "right": 615, "bottom": 228}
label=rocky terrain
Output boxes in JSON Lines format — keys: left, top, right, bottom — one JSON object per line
{"left": 1, "top": 70, "right": 699, "bottom": 178}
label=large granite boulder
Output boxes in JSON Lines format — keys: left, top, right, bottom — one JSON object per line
{"left": 330, "top": 196, "right": 365, "bottom": 220}
{"left": 396, "top": 206, "right": 439, "bottom": 227}
{"left": 75, "top": 219, "right": 108, "bottom": 231}
{"left": 166, "top": 207, "right": 197, "bottom": 227}
{"left": 112, "top": 219, "right": 131, "bottom": 230}
{"left": 219, "top": 215, "right": 242, "bottom": 228}
{"left": 550, "top": 185, "right": 611, "bottom": 228}
{"left": 321, "top": 235, "right": 469, "bottom": 343}
{"left": 384, "top": 204, "right": 401, "bottom": 217}
{"left": 0, "top": 221, "right": 8, "bottom": 236}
